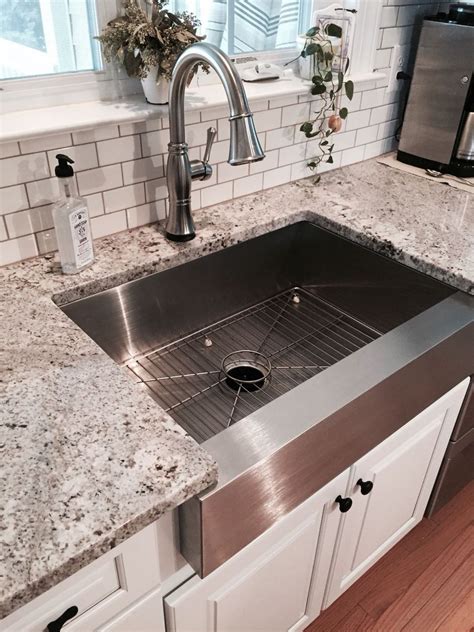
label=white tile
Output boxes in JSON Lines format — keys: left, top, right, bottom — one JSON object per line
{"left": 72, "top": 126, "right": 119, "bottom": 144}
{"left": 201, "top": 182, "right": 233, "bottom": 207}
{"left": 191, "top": 189, "right": 201, "bottom": 210}
{"left": 290, "top": 160, "right": 310, "bottom": 182}
{"left": 263, "top": 165, "right": 291, "bottom": 189}
{"left": 77, "top": 165, "right": 123, "bottom": 196}
{"left": 340, "top": 91, "right": 362, "bottom": 111}
{"left": 378, "top": 118, "right": 399, "bottom": 140}
{"left": 233, "top": 173, "right": 263, "bottom": 198}
{"left": 47, "top": 143, "right": 98, "bottom": 173}
{"left": 0, "top": 234, "right": 38, "bottom": 265}
{"left": 20, "top": 133, "right": 72, "bottom": 154}
{"left": 269, "top": 95, "right": 298, "bottom": 109}
{"left": 122, "top": 155, "right": 163, "bottom": 185}
{"left": 162, "top": 110, "right": 200, "bottom": 128}
{"left": 103, "top": 183, "right": 146, "bottom": 213}
{"left": 192, "top": 170, "right": 217, "bottom": 191}
{"left": 0, "top": 153, "right": 50, "bottom": 187}
{"left": 281, "top": 102, "right": 310, "bottom": 127}
{"left": 370, "top": 103, "right": 398, "bottom": 125}
{"left": 0, "top": 217, "right": 7, "bottom": 241}
{"left": 187, "top": 121, "right": 217, "bottom": 149}
{"left": 341, "top": 145, "right": 366, "bottom": 166}
{"left": 201, "top": 106, "right": 229, "bottom": 122}
{"left": 206, "top": 140, "right": 228, "bottom": 164}
{"left": 249, "top": 149, "right": 279, "bottom": 174}
{"left": 97, "top": 136, "right": 141, "bottom": 166}
{"left": 26, "top": 177, "right": 60, "bottom": 208}
{"left": 364, "top": 138, "right": 396, "bottom": 160}
{"left": 380, "top": 6, "right": 398, "bottom": 27}
{"left": 145, "top": 177, "right": 168, "bottom": 203}
{"left": 141, "top": 128, "right": 170, "bottom": 157}
{"left": 360, "top": 87, "right": 386, "bottom": 110}
{"left": 397, "top": 5, "right": 423, "bottom": 26}
{"left": 356, "top": 125, "right": 380, "bottom": 145}
{"left": 119, "top": 119, "right": 161, "bottom": 136}
{"left": 126, "top": 201, "right": 166, "bottom": 228}
{"left": 0, "top": 185, "right": 29, "bottom": 215}
{"left": 278, "top": 143, "right": 307, "bottom": 167}
{"left": 91, "top": 210, "right": 127, "bottom": 239}
{"left": 253, "top": 108, "right": 282, "bottom": 133}
{"left": 307, "top": 130, "right": 355, "bottom": 156}
{"left": 318, "top": 151, "right": 342, "bottom": 173}
{"left": 265, "top": 127, "right": 295, "bottom": 151}
{"left": 374, "top": 48, "right": 392, "bottom": 70}
{"left": 218, "top": 162, "right": 248, "bottom": 183}
{"left": 346, "top": 109, "right": 371, "bottom": 131}
{"left": 248, "top": 99, "right": 269, "bottom": 112}
{"left": 0, "top": 141, "right": 20, "bottom": 159}
{"left": 217, "top": 117, "right": 230, "bottom": 141}
{"left": 380, "top": 25, "right": 413, "bottom": 48}
{"left": 5, "top": 204, "right": 53, "bottom": 238}
{"left": 84, "top": 193, "right": 104, "bottom": 218}
{"left": 36, "top": 228, "right": 57, "bottom": 255}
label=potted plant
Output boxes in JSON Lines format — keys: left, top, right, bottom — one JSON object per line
{"left": 96, "top": 0, "right": 206, "bottom": 104}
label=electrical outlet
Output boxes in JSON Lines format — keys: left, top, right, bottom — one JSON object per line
{"left": 387, "top": 45, "right": 405, "bottom": 93}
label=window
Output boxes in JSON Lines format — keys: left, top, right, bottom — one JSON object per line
{"left": 0, "top": 0, "right": 101, "bottom": 80}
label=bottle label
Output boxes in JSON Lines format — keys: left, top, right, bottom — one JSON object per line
{"left": 69, "top": 207, "right": 93, "bottom": 268}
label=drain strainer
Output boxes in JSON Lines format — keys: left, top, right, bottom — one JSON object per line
{"left": 221, "top": 350, "right": 271, "bottom": 393}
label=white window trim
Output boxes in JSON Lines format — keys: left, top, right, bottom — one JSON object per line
{"left": 0, "top": 0, "right": 383, "bottom": 118}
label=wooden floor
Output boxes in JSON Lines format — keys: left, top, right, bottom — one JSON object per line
{"left": 306, "top": 481, "right": 474, "bottom": 632}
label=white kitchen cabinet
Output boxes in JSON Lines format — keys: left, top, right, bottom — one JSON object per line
{"left": 164, "top": 470, "right": 351, "bottom": 632}
{"left": 323, "top": 378, "right": 470, "bottom": 608}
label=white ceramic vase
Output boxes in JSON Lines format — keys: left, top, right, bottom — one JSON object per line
{"left": 141, "top": 66, "right": 169, "bottom": 105}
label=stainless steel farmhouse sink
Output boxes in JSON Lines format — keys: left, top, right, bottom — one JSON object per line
{"left": 61, "top": 221, "right": 474, "bottom": 577}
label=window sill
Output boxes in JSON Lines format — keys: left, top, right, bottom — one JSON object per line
{"left": 0, "top": 71, "right": 386, "bottom": 144}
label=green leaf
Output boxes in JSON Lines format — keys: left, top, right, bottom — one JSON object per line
{"left": 311, "top": 83, "right": 326, "bottom": 95}
{"left": 337, "top": 71, "right": 344, "bottom": 92}
{"left": 326, "top": 129, "right": 332, "bottom": 137}
{"left": 308, "top": 161, "right": 318, "bottom": 169}
{"left": 345, "top": 80, "right": 354, "bottom": 101}
{"left": 339, "top": 107, "right": 348, "bottom": 119}
{"left": 329, "top": 89, "right": 334, "bottom": 99}
{"left": 326, "top": 23, "right": 343, "bottom": 38}
{"left": 312, "top": 74, "right": 324, "bottom": 84}
{"left": 321, "top": 140, "right": 329, "bottom": 146}
{"left": 300, "top": 49, "right": 307, "bottom": 58}
{"left": 300, "top": 122, "right": 313, "bottom": 134}
{"left": 326, "top": 155, "right": 334, "bottom": 164}
{"left": 345, "top": 57, "right": 350, "bottom": 73}
{"left": 324, "top": 71, "right": 332, "bottom": 82}
{"left": 324, "top": 52, "right": 334, "bottom": 62}
{"left": 305, "top": 43, "right": 319, "bottom": 56}
{"left": 306, "top": 26, "right": 319, "bottom": 37}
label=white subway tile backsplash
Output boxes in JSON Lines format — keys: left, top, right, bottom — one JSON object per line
{"left": 266, "top": 126, "right": 295, "bottom": 150}
{"left": 346, "top": 109, "right": 371, "bottom": 131}
{"left": 249, "top": 149, "right": 279, "bottom": 174}
{"left": 0, "top": 234, "right": 38, "bottom": 265}
{"left": 290, "top": 160, "right": 310, "bottom": 181}
{"left": 370, "top": 103, "right": 398, "bottom": 125}
{"left": 35, "top": 228, "right": 57, "bottom": 255}
{"left": 374, "top": 48, "right": 392, "bottom": 70}
{"left": 91, "top": 210, "right": 127, "bottom": 239}
{"left": 0, "top": 185, "right": 29, "bottom": 215}
{"left": 162, "top": 110, "right": 201, "bottom": 128}
{"left": 253, "top": 108, "right": 282, "bottom": 132}
{"left": 233, "top": 173, "right": 263, "bottom": 198}
{"left": 103, "top": 183, "right": 146, "bottom": 213}
{"left": 201, "top": 106, "right": 229, "bottom": 122}
{"left": 378, "top": 118, "right": 399, "bottom": 140}
{"left": 97, "top": 135, "right": 141, "bottom": 166}
{"left": 20, "top": 133, "right": 72, "bottom": 154}
{"left": 356, "top": 125, "right": 380, "bottom": 145}
{"left": 84, "top": 193, "right": 104, "bottom": 218}
{"left": 278, "top": 143, "right": 307, "bottom": 167}
{"left": 269, "top": 95, "right": 299, "bottom": 109}
{"left": 122, "top": 155, "right": 163, "bottom": 185}
{"left": 5, "top": 204, "right": 53, "bottom": 238}
{"left": 218, "top": 162, "right": 248, "bottom": 183}
{"left": 201, "top": 182, "right": 233, "bottom": 207}
{"left": 119, "top": 119, "right": 161, "bottom": 136}
{"left": 26, "top": 177, "right": 60, "bottom": 208}
{"left": 0, "top": 153, "right": 50, "bottom": 188}
{"left": 141, "top": 128, "right": 170, "bottom": 157}
{"left": 47, "top": 143, "right": 98, "bottom": 173}
{"left": 0, "top": 217, "right": 7, "bottom": 241}
{"left": 381, "top": 6, "right": 399, "bottom": 27}
{"left": 360, "top": 87, "right": 386, "bottom": 110}
{"left": 0, "top": 142, "right": 20, "bottom": 159}
{"left": 380, "top": 25, "right": 413, "bottom": 49}
{"left": 397, "top": 5, "right": 423, "bottom": 26}
{"left": 263, "top": 165, "right": 291, "bottom": 190}
{"left": 127, "top": 201, "right": 166, "bottom": 228}
{"left": 281, "top": 102, "right": 310, "bottom": 127}
{"left": 318, "top": 151, "right": 342, "bottom": 173}
{"left": 77, "top": 165, "right": 123, "bottom": 196}
{"left": 341, "top": 146, "right": 366, "bottom": 166}
{"left": 145, "top": 177, "right": 169, "bottom": 203}
{"left": 73, "top": 126, "right": 119, "bottom": 145}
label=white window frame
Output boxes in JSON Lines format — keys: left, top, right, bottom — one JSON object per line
{"left": 0, "top": 0, "right": 382, "bottom": 115}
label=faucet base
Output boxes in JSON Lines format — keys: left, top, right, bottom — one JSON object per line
{"left": 165, "top": 231, "right": 196, "bottom": 242}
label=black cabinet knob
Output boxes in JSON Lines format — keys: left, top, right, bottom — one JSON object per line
{"left": 335, "top": 495, "right": 353, "bottom": 513}
{"left": 46, "top": 606, "right": 79, "bottom": 632}
{"left": 357, "top": 478, "right": 374, "bottom": 495}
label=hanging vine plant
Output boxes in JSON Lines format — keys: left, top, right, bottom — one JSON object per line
{"left": 297, "top": 22, "right": 354, "bottom": 175}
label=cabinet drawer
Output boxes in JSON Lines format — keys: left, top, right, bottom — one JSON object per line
{"left": 1, "top": 522, "right": 162, "bottom": 632}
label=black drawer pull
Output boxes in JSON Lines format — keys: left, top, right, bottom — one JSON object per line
{"left": 46, "top": 606, "right": 79, "bottom": 632}
{"left": 335, "top": 495, "right": 353, "bottom": 513}
{"left": 357, "top": 479, "right": 374, "bottom": 495}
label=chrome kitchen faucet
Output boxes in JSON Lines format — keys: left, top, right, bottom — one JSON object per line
{"left": 165, "top": 43, "right": 265, "bottom": 241}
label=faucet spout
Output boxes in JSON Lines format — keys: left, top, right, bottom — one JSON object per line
{"left": 165, "top": 43, "right": 265, "bottom": 242}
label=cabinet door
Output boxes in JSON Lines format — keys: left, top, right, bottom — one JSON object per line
{"left": 323, "top": 378, "right": 470, "bottom": 607}
{"left": 165, "top": 471, "right": 350, "bottom": 632}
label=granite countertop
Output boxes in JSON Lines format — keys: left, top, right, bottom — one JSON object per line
{"left": 1, "top": 159, "right": 473, "bottom": 618}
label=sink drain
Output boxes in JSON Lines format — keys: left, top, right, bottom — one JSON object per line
{"left": 221, "top": 350, "right": 271, "bottom": 393}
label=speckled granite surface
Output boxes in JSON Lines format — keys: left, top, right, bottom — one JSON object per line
{"left": 1, "top": 159, "right": 473, "bottom": 619}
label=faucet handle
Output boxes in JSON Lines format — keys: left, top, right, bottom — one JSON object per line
{"left": 203, "top": 127, "right": 217, "bottom": 164}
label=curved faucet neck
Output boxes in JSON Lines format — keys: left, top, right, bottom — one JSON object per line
{"left": 169, "top": 43, "right": 251, "bottom": 145}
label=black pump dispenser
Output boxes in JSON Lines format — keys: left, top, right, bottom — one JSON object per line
{"left": 55, "top": 154, "right": 75, "bottom": 178}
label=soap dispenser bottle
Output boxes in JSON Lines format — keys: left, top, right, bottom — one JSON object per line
{"left": 52, "top": 154, "right": 94, "bottom": 274}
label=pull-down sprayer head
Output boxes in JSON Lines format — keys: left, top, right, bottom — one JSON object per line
{"left": 165, "top": 43, "right": 265, "bottom": 242}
